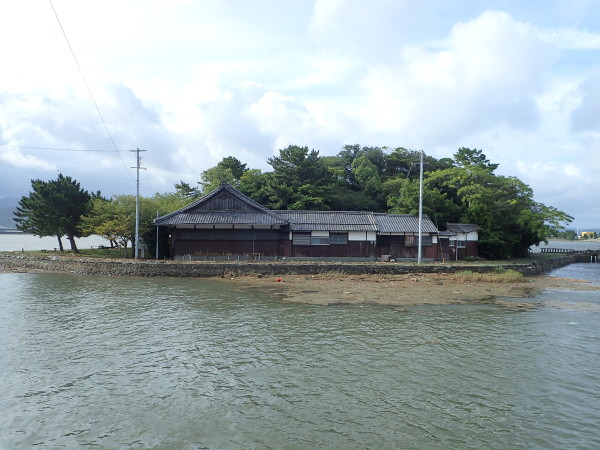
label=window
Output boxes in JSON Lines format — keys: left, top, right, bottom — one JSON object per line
{"left": 292, "top": 233, "right": 311, "bottom": 245}
{"left": 311, "top": 236, "right": 330, "bottom": 245}
{"left": 456, "top": 240, "right": 466, "bottom": 248}
{"left": 330, "top": 233, "right": 348, "bottom": 245}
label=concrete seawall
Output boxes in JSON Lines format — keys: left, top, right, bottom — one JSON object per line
{"left": 0, "top": 253, "right": 575, "bottom": 278}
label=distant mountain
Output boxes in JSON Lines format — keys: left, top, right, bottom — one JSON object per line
{"left": 0, "top": 198, "right": 18, "bottom": 229}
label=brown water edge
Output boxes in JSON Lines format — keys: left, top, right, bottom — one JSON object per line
{"left": 225, "top": 273, "right": 600, "bottom": 307}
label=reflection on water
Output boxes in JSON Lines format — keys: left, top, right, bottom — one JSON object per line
{"left": 1, "top": 266, "right": 599, "bottom": 449}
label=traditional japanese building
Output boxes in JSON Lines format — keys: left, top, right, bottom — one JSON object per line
{"left": 154, "top": 183, "right": 478, "bottom": 261}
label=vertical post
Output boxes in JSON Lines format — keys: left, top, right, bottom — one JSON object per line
{"left": 418, "top": 150, "right": 423, "bottom": 265}
{"left": 129, "top": 148, "right": 146, "bottom": 260}
{"left": 156, "top": 211, "right": 159, "bottom": 260}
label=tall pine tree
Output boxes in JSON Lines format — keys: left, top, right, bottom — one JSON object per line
{"left": 14, "top": 174, "right": 93, "bottom": 252}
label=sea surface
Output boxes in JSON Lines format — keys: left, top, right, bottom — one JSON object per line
{"left": 530, "top": 239, "right": 600, "bottom": 253}
{"left": 0, "top": 233, "right": 110, "bottom": 252}
{"left": 0, "top": 263, "right": 599, "bottom": 448}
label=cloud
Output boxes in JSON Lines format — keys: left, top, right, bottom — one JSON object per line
{"left": 0, "top": 145, "right": 56, "bottom": 171}
{"left": 354, "top": 11, "right": 558, "bottom": 147}
{"left": 0, "top": 2, "right": 599, "bottom": 228}
{"left": 539, "top": 28, "right": 600, "bottom": 50}
{"left": 570, "top": 72, "right": 600, "bottom": 132}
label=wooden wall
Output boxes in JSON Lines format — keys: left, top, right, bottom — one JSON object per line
{"left": 291, "top": 241, "right": 376, "bottom": 258}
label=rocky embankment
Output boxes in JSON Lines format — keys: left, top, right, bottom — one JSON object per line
{"left": 0, "top": 253, "right": 574, "bottom": 277}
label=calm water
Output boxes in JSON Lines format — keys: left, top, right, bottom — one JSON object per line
{"left": 1, "top": 265, "right": 599, "bottom": 449}
{"left": 530, "top": 239, "right": 600, "bottom": 252}
{"left": 0, "top": 233, "right": 110, "bottom": 252}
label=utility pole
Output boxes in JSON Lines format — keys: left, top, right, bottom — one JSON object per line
{"left": 418, "top": 150, "right": 423, "bottom": 265}
{"left": 129, "top": 148, "right": 146, "bottom": 260}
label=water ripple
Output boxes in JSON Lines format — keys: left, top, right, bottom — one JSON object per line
{"left": 1, "top": 270, "right": 599, "bottom": 448}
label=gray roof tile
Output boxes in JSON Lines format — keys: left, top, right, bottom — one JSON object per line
{"left": 154, "top": 183, "right": 451, "bottom": 234}
{"left": 155, "top": 183, "right": 288, "bottom": 226}
{"left": 374, "top": 214, "right": 438, "bottom": 233}
{"left": 446, "top": 223, "right": 481, "bottom": 233}
{"left": 274, "top": 211, "right": 377, "bottom": 231}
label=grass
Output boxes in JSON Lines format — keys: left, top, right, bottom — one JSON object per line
{"left": 25, "top": 247, "right": 130, "bottom": 259}
{"left": 451, "top": 268, "right": 524, "bottom": 283}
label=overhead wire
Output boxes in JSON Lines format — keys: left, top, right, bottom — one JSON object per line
{"left": 143, "top": 157, "right": 201, "bottom": 177}
{"left": 0, "top": 144, "right": 117, "bottom": 153}
{"left": 48, "top": 0, "right": 132, "bottom": 178}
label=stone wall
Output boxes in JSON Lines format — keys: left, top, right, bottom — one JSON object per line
{"left": 0, "top": 253, "right": 575, "bottom": 278}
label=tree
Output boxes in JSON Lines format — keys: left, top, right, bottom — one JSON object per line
{"left": 384, "top": 177, "right": 462, "bottom": 227}
{"left": 14, "top": 174, "right": 92, "bottom": 252}
{"left": 238, "top": 169, "right": 272, "bottom": 205}
{"left": 453, "top": 147, "right": 499, "bottom": 171}
{"left": 264, "top": 145, "right": 332, "bottom": 210}
{"left": 81, "top": 196, "right": 134, "bottom": 254}
{"left": 352, "top": 155, "right": 382, "bottom": 196}
{"left": 218, "top": 156, "right": 247, "bottom": 179}
{"left": 174, "top": 181, "right": 201, "bottom": 200}
{"left": 199, "top": 156, "right": 248, "bottom": 194}
{"left": 200, "top": 166, "right": 238, "bottom": 193}
{"left": 424, "top": 149, "right": 573, "bottom": 258}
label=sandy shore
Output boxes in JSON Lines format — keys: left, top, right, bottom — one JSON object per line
{"left": 228, "top": 273, "right": 600, "bottom": 306}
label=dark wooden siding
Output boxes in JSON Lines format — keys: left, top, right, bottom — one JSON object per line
{"left": 439, "top": 240, "right": 479, "bottom": 261}
{"left": 172, "top": 228, "right": 287, "bottom": 257}
{"left": 194, "top": 191, "right": 253, "bottom": 211}
{"left": 173, "top": 240, "right": 283, "bottom": 257}
{"left": 377, "top": 235, "right": 436, "bottom": 259}
{"left": 291, "top": 241, "right": 376, "bottom": 258}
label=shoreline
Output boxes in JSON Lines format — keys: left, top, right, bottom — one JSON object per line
{"left": 2, "top": 253, "right": 598, "bottom": 306}
{"left": 0, "top": 252, "right": 574, "bottom": 277}
{"left": 225, "top": 272, "right": 600, "bottom": 306}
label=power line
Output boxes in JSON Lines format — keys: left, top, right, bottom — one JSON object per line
{"left": 48, "top": 0, "right": 132, "bottom": 178}
{"left": 0, "top": 144, "right": 117, "bottom": 153}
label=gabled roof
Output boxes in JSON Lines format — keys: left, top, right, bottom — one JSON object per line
{"left": 154, "top": 183, "right": 288, "bottom": 226}
{"left": 446, "top": 223, "right": 481, "bottom": 233}
{"left": 274, "top": 211, "right": 377, "bottom": 232}
{"left": 155, "top": 183, "right": 444, "bottom": 234}
{"left": 374, "top": 214, "right": 438, "bottom": 233}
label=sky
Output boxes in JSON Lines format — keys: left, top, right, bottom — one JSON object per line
{"left": 0, "top": 0, "right": 599, "bottom": 229}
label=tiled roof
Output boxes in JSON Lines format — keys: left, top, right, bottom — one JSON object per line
{"left": 274, "top": 211, "right": 377, "bottom": 231}
{"left": 374, "top": 214, "right": 438, "bottom": 233}
{"left": 155, "top": 183, "right": 288, "bottom": 226}
{"left": 446, "top": 223, "right": 481, "bottom": 233}
{"left": 156, "top": 211, "right": 287, "bottom": 226}
{"left": 154, "top": 184, "right": 472, "bottom": 234}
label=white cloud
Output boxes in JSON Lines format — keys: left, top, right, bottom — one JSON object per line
{"left": 539, "top": 28, "right": 600, "bottom": 50}
{"left": 0, "top": 2, "right": 599, "bottom": 227}
{"left": 355, "top": 11, "right": 558, "bottom": 146}
{"left": 570, "top": 72, "right": 600, "bottom": 132}
{"left": 0, "top": 145, "right": 56, "bottom": 171}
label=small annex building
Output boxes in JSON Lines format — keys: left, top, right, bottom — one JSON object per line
{"left": 438, "top": 223, "right": 481, "bottom": 261}
{"left": 154, "top": 183, "right": 477, "bottom": 261}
